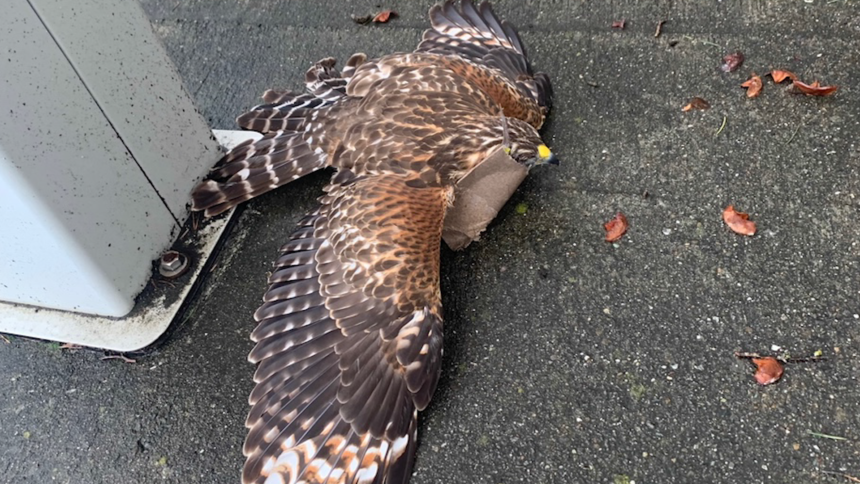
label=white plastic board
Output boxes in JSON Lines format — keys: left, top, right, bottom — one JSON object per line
{"left": 0, "top": 0, "right": 219, "bottom": 316}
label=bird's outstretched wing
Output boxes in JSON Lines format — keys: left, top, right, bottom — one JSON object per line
{"left": 415, "top": 0, "right": 553, "bottom": 117}
{"left": 243, "top": 171, "right": 449, "bottom": 484}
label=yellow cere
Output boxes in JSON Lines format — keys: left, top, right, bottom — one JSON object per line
{"left": 538, "top": 144, "right": 551, "bottom": 159}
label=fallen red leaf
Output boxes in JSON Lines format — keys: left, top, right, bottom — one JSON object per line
{"left": 604, "top": 212, "right": 629, "bottom": 242}
{"left": 612, "top": 19, "right": 626, "bottom": 29}
{"left": 682, "top": 97, "right": 711, "bottom": 111}
{"left": 792, "top": 79, "right": 839, "bottom": 96}
{"left": 720, "top": 51, "right": 745, "bottom": 73}
{"left": 372, "top": 10, "right": 397, "bottom": 23}
{"left": 770, "top": 69, "right": 797, "bottom": 84}
{"left": 752, "top": 357, "right": 784, "bottom": 385}
{"left": 741, "top": 74, "right": 763, "bottom": 98}
{"left": 722, "top": 205, "right": 756, "bottom": 236}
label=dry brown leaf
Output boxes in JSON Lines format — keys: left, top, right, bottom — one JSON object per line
{"left": 741, "top": 74, "right": 763, "bottom": 98}
{"left": 682, "top": 97, "right": 711, "bottom": 111}
{"left": 752, "top": 357, "right": 784, "bottom": 385}
{"left": 372, "top": 10, "right": 397, "bottom": 23}
{"left": 722, "top": 205, "right": 756, "bottom": 236}
{"left": 720, "top": 51, "right": 745, "bottom": 73}
{"left": 793, "top": 80, "right": 839, "bottom": 97}
{"left": 604, "top": 212, "right": 629, "bottom": 242}
{"left": 612, "top": 19, "right": 626, "bottom": 29}
{"left": 60, "top": 343, "right": 81, "bottom": 350}
{"left": 770, "top": 69, "right": 798, "bottom": 83}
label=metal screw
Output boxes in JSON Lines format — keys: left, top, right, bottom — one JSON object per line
{"left": 159, "top": 250, "right": 189, "bottom": 279}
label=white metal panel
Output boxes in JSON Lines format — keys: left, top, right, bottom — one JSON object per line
{"left": 0, "top": 130, "right": 258, "bottom": 351}
{"left": 0, "top": 154, "right": 133, "bottom": 315}
{"left": 28, "top": 0, "right": 220, "bottom": 221}
{"left": 0, "top": 1, "right": 218, "bottom": 317}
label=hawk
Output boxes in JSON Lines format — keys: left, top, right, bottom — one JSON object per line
{"left": 191, "top": 1, "right": 555, "bottom": 483}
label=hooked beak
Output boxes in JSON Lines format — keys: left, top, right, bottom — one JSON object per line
{"left": 536, "top": 144, "right": 559, "bottom": 166}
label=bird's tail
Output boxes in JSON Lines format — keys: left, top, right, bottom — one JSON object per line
{"left": 192, "top": 56, "right": 366, "bottom": 217}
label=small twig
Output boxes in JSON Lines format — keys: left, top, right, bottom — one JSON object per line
{"left": 584, "top": 80, "right": 600, "bottom": 88}
{"left": 101, "top": 355, "right": 137, "bottom": 364}
{"left": 734, "top": 351, "right": 765, "bottom": 359}
{"left": 808, "top": 430, "right": 848, "bottom": 441}
{"left": 715, "top": 115, "right": 727, "bottom": 137}
{"left": 821, "top": 470, "right": 860, "bottom": 483}
{"left": 0, "top": 334, "right": 10, "bottom": 344}
{"left": 60, "top": 343, "right": 81, "bottom": 350}
{"left": 786, "top": 123, "right": 802, "bottom": 144}
{"left": 734, "top": 351, "right": 827, "bottom": 364}
{"left": 192, "top": 212, "right": 200, "bottom": 232}
{"left": 781, "top": 355, "right": 827, "bottom": 363}
{"left": 680, "top": 35, "right": 722, "bottom": 49}
{"left": 654, "top": 20, "right": 666, "bottom": 38}
{"left": 151, "top": 278, "right": 177, "bottom": 289}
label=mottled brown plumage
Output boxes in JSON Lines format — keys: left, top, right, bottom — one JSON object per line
{"left": 190, "top": 2, "right": 554, "bottom": 483}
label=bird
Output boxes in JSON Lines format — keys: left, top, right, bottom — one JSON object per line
{"left": 191, "top": 1, "right": 555, "bottom": 483}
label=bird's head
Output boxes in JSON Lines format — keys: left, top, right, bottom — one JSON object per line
{"left": 501, "top": 117, "right": 559, "bottom": 168}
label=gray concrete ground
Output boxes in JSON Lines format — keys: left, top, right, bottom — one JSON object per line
{"left": 3, "top": 0, "right": 860, "bottom": 483}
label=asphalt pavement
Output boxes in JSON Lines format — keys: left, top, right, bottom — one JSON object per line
{"left": 2, "top": 1, "right": 860, "bottom": 483}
